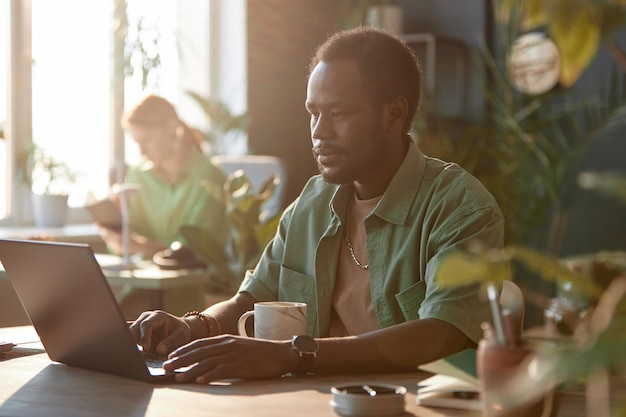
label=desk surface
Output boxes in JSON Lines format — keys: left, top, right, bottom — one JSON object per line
{"left": 1, "top": 327, "right": 622, "bottom": 417}
{"left": 0, "top": 327, "right": 477, "bottom": 417}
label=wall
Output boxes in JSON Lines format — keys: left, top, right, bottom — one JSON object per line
{"left": 552, "top": 31, "right": 626, "bottom": 257}
{"left": 394, "top": 0, "right": 489, "bottom": 120}
{"left": 247, "top": 0, "right": 345, "bottom": 206}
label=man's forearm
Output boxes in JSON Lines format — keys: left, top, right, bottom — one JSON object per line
{"left": 311, "top": 318, "right": 472, "bottom": 374}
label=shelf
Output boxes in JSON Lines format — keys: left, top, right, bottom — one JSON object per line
{"left": 401, "top": 33, "right": 468, "bottom": 118}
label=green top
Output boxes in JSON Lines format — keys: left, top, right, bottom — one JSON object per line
{"left": 125, "top": 150, "right": 228, "bottom": 248}
{"left": 239, "top": 141, "right": 504, "bottom": 343}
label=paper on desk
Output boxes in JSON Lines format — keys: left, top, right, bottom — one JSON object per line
{"left": 416, "top": 373, "right": 482, "bottom": 411}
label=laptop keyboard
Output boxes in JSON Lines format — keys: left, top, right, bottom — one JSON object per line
{"left": 142, "top": 351, "right": 168, "bottom": 369}
{"left": 141, "top": 350, "right": 192, "bottom": 375}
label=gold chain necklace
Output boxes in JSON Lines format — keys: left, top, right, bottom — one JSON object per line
{"left": 345, "top": 196, "right": 369, "bottom": 270}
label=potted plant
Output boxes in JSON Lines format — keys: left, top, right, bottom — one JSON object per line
{"left": 435, "top": 241, "right": 626, "bottom": 416}
{"left": 18, "top": 144, "right": 78, "bottom": 228}
{"left": 180, "top": 169, "right": 281, "bottom": 294}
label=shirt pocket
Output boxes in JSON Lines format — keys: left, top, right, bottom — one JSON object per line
{"left": 395, "top": 281, "right": 426, "bottom": 321}
{"left": 278, "top": 265, "right": 318, "bottom": 332}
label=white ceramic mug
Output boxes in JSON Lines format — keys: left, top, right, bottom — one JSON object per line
{"left": 237, "top": 301, "right": 307, "bottom": 340}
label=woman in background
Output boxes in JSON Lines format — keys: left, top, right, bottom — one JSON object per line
{"left": 98, "top": 94, "right": 228, "bottom": 259}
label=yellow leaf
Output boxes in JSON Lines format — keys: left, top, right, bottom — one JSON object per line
{"left": 436, "top": 253, "right": 488, "bottom": 287}
{"left": 522, "top": 0, "right": 550, "bottom": 29}
{"left": 550, "top": 1, "right": 601, "bottom": 87}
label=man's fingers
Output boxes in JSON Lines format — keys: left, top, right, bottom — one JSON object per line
{"left": 155, "top": 327, "right": 190, "bottom": 355}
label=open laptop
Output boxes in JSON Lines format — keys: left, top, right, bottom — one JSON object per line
{"left": 0, "top": 238, "right": 179, "bottom": 383}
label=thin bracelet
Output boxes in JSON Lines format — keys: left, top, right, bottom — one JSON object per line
{"left": 183, "top": 311, "right": 220, "bottom": 337}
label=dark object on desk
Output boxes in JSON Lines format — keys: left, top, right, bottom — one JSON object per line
{"left": 0, "top": 341, "right": 15, "bottom": 353}
{"left": 85, "top": 199, "right": 123, "bottom": 230}
{"left": 153, "top": 241, "right": 207, "bottom": 270}
{"left": 0, "top": 238, "right": 180, "bottom": 383}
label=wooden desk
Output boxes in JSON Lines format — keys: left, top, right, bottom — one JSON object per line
{"left": 1, "top": 327, "right": 623, "bottom": 417}
{"left": 0, "top": 326, "right": 478, "bottom": 417}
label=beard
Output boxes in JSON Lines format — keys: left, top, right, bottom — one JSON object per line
{"left": 314, "top": 139, "right": 387, "bottom": 185}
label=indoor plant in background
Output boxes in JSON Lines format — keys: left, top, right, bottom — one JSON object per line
{"left": 17, "top": 144, "right": 78, "bottom": 228}
{"left": 186, "top": 90, "right": 250, "bottom": 155}
{"left": 414, "top": 0, "right": 626, "bottom": 250}
{"left": 411, "top": 0, "right": 626, "bottom": 327}
{"left": 180, "top": 169, "right": 281, "bottom": 295}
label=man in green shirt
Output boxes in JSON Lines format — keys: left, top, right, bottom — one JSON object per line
{"left": 131, "top": 26, "right": 504, "bottom": 383}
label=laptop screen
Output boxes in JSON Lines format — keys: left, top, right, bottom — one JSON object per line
{"left": 0, "top": 239, "right": 157, "bottom": 382}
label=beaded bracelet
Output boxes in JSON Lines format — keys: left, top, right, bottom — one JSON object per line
{"left": 183, "top": 311, "right": 220, "bottom": 337}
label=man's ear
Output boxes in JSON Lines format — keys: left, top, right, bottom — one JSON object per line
{"left": 384, "top": 96, "right": 408, "bottom": 133}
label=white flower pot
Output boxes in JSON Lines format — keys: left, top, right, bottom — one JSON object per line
{"left": 31, "top": 193, "right": 69, "bottom": 228}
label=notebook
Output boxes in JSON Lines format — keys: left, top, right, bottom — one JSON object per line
{"left": 0, "top": 238, "right": 179, "bottom": 383}
{"left": 416, "top": 373, "right": 482, "bottom": 411}
{"left": 416, "top": 348, "right": 482, "bottom": 410}
{"left": 85, "top": 198, "right": 123, "bottom": 230}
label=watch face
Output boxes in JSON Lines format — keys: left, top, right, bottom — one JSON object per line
{"left": 293, "top": 335, "right": 318, "bottom": 353}
{"left": 507, "top": 32, "right": 560, "bottom": 95}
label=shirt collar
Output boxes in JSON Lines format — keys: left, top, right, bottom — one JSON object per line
{"left": 375, "top": 140, "right": 425, "bottom": 225}
{"left": 329, "top": 140, "right": 425, "bottom": 226}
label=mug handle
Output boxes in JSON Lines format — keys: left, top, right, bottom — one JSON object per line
{"left": 237, "top": 310, "right": 255, "bottom": 337}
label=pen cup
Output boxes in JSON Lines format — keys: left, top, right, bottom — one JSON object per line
{"left": 477, "top": 339, "right": 556, "bottom": 417}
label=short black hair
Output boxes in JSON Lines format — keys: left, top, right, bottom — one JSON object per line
{"left": 309, "top": 26, "right": 422, "bottom": 133}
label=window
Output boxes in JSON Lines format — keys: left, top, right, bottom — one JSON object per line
{"left": 31, "top": 0, "right": 112, "bottom": 207}
{"left": 0, "top": 0, "right": 246, "bottom": 227}
{"left": 0, "top": 0, "right": 8, "bottom": 218}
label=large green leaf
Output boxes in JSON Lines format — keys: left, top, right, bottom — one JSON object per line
{"left": 180, "top": 225, "right": 237, "bottom": 283}
{"left": 180, "top": 167, "right": 283, "bottom": 292}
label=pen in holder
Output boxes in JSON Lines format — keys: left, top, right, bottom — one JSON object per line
{"left": 111, "top": 183, "right": 140, "bottom": 268}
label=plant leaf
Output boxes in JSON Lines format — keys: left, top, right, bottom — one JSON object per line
{"left": 436, "top": 247, "right": 511, "bottom": 289}
{"left": 550, "top": 1, "right": 601, "bottom": 87}
{"left": 180, "top": 225, "right": 236, "bottom": 283}
{"left": 255, "top": 214, "right": 281, "bottom": 249}
{"left": 521, "top": 0, "right": 550, "bottom": 30}
{"left": 509, "top": 245, "right": 604, "bottom": 298}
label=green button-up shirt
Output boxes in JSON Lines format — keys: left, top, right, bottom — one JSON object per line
{"left": 239, "top": 142, "right": 504, "bottom": 343}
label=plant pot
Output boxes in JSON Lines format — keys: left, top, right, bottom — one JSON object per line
{"left": 31, "top": 193, "right": 69, "bottom": 228}
{"left": 477, "top": 339, "right": 557, "bottom": 417}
